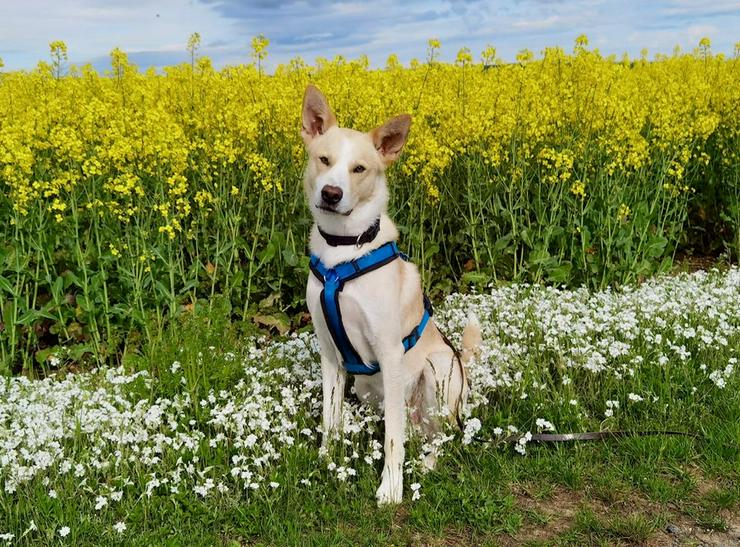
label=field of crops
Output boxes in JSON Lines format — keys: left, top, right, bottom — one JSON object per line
{"left": 1, "top": 37, "right": 739, "bottom": 371}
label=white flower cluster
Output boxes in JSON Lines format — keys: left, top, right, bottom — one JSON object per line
{"left": 708, "top": 359, "right": 735, "bottom": 389}
{"left": 0, "top": 268, "right": 737, "bottom": 538}
{"left": 462, "top": 418, "right": 482, "bottom": 445}
{"left": 437, "top": 268, "right": 739, "bottom": 430}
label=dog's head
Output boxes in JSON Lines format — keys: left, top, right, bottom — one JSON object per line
{"left": 301, "top": 85, "right": 411, "bottom": 225}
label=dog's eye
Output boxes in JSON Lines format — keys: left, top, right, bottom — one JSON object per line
{"left": 319, "top": 156, "right": 330, "bottom": 166}
{"left": 352, "top": 165, "right": 366, "bottom": 174}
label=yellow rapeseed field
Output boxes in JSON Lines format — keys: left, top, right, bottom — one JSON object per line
{"left": 1, "top": 37, "right": 738, "bottom": 224}
{"left": 0, "top": 36, "right": 739, "bottom": 370}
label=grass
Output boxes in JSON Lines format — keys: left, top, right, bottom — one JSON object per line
{"left": 0, "top": 270, "right": 738, "bottom": 545}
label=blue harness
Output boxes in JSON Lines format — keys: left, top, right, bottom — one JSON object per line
{"left": 309, "top": 241, "right": 433, "bottom": 375}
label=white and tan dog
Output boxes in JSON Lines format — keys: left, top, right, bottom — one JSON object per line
{"left": 301, "top": 85, "right": 481, "bottom": 505}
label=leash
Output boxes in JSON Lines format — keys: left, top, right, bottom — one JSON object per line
{"left": 497, "top": 430, "right": 702, "bottom": 444}
{"left": 435, "top": 325, "right": 471, "bottom": 435}
{"left": 434, "top": 327, "right": 701, "bottom": 445}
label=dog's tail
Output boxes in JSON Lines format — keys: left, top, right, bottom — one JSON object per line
{"left": 448, "top": 312, "right": 481, "bottom": 426}
{"left": 460, "top": 312, "right": 482, "bottom": 366}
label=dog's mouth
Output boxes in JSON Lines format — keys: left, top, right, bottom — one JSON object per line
{"left": 316, "top": 204, "right": 353, "bottom": 216}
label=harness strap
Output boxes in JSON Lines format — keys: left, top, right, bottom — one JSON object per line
{"left": 310, "top": 242, "right": 433, "bottom": 375}
{"left": 402, "top": 295, "right": 433, "bottom": 352}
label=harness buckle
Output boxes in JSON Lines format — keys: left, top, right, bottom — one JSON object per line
{"left": 355, "top": 217, "right": 381, "bottom": 247}
{"left": 324, "top": 269, "right": 339, "bottom": 285}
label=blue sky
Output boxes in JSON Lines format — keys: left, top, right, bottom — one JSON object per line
{"left": 1, "top": 1, "right": 738, "bottom": 72}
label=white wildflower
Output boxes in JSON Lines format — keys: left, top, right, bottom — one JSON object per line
{"left": 462, "top": 418, "right": 481, "bottom": 445}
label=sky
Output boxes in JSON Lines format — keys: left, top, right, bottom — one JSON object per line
{"left": 0, "top": 0, "right": 739, "bottom": 72}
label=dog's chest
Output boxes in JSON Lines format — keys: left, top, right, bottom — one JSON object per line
{"left": 306, "top": 265, "right": 399, "bottom": 365}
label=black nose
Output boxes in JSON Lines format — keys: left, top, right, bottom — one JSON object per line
{"left": 321, "top": 185, "right": 343, "bottom": 205}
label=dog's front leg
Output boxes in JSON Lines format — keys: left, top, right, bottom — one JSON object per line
{"left": 376, "top": 346, "right": 406, "bottom": 505}
{"left": 321, "top": 355, "right": 346, "bottom": 448}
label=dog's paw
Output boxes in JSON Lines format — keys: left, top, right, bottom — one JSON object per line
{"left": 375, "top": 474, "right": 403, "bottom": 506}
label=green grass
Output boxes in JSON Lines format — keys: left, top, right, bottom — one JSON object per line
{"left": 1, "top": 270, "right": 738, "bottom": 545}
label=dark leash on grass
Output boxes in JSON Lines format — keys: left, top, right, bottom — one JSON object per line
{"left": 437, "top": 328, "right": 703, "bottom": 446}
{"left": 497, "top": 430, "right": 702, "bottom": 444}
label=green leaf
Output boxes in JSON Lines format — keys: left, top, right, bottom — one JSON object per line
{"left": 259, "top": 292, "right": 281, "bottom": 309}
{"left": 17, "top": 310, "right": 41, "bottom": 326}
{"left": 252, "top": 312, "right": 290, "bottom": 335}
{"left": 528, "top": 247, "right": 551, "bottom": 265}
{"left": 35, "top": 347, "right": 56, "bottom": 365}
{"left": 51, "top": 276, "right": 64, "bottom": 302}
{"left": 281, "top": 248, "right": 298, "bottom": 267}
{"left": 547, "top": 262, "right": 572, "bottom": 284}
{"left": 0, "top": 276, "right": 15, "bottom": 297}
{"left": 62, "top": 270, "right": 82, "bottom": 290}
{"left": 426, "top": 243, "right": 441, "bottom": 258}
{"left": 494, "top": 233, "right": 513, "bottom": 252}
{"left": 259, "top": 241, "right": 277, "bottom": 264}
{"left": 461, "top": 271, "right": 489, "bottom": 285}
{"left": 645, "top": 236, "right": 668, "bottom": 258}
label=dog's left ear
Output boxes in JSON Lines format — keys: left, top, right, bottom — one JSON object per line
{"left": 371, "top": 114, "right": 411, "bottom": 165}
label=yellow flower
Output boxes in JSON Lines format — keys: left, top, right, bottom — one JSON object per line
{"left": 455, "top": 48, "right": 473, "bottom": 66}
{"left": 481, "top": 45, "right": 497, "bottom": 66}
{"left": 575, "top": 34, "right": 589, "bottom": 48}
{"left": 49, "top": 40, "right": 68, "bottom": 60}
{"left": 516, "top": 49, "right": 533, "bottom": 63}
{"left": 617, "top": 204, "right": 631, "bottom": 222}
{"left": 570, "top": 181, "right": 586, "bottom": 198}
{"left": 251, "top": 34, "right": 270, "bottom": 69}
{"left": 195, "top": 190, "right": 214, "bottom": 208}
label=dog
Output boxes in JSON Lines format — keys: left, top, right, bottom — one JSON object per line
{"left": 301, "top": 85, "right": 481, "bottom": 505}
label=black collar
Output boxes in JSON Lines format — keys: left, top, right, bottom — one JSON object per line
{"left": 318, "top": 217, "right": 381, "bottom": 247}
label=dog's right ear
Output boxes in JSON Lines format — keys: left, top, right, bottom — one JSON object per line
{"left": 302, "top": 85, "right": 337, "bottom": 144}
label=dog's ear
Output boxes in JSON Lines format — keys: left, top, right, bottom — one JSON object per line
{"left": 302, "top": 85, "right": 337, "bottom": 144}
{"left": 371, "top": 114, "right": 411, "bottom": 165}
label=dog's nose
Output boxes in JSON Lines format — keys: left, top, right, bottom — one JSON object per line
{"left": 321, "top": 185, "right": 343, "bottom": 205}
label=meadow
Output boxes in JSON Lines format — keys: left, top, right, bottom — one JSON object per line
{"left": 0, "top": 37, "right": 738, "bottom": 544}
{"left": 0, "top": 36, "right": 738, "bottom": 371}
{"left": 0, "top": 268, "right": 738, "bottom": 544}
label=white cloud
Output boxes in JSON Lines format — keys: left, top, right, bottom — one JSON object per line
{"left": 512, "top": 15, "right": 563, "bottom": 31}
{"left": 687, "top": 24, "right": 719, "bottom": 43}
{"left": 0, "top": 0, "right": 237, "bottom": 70}
{"left": 1, "top": 0, "right": 738, "bottom": 71}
